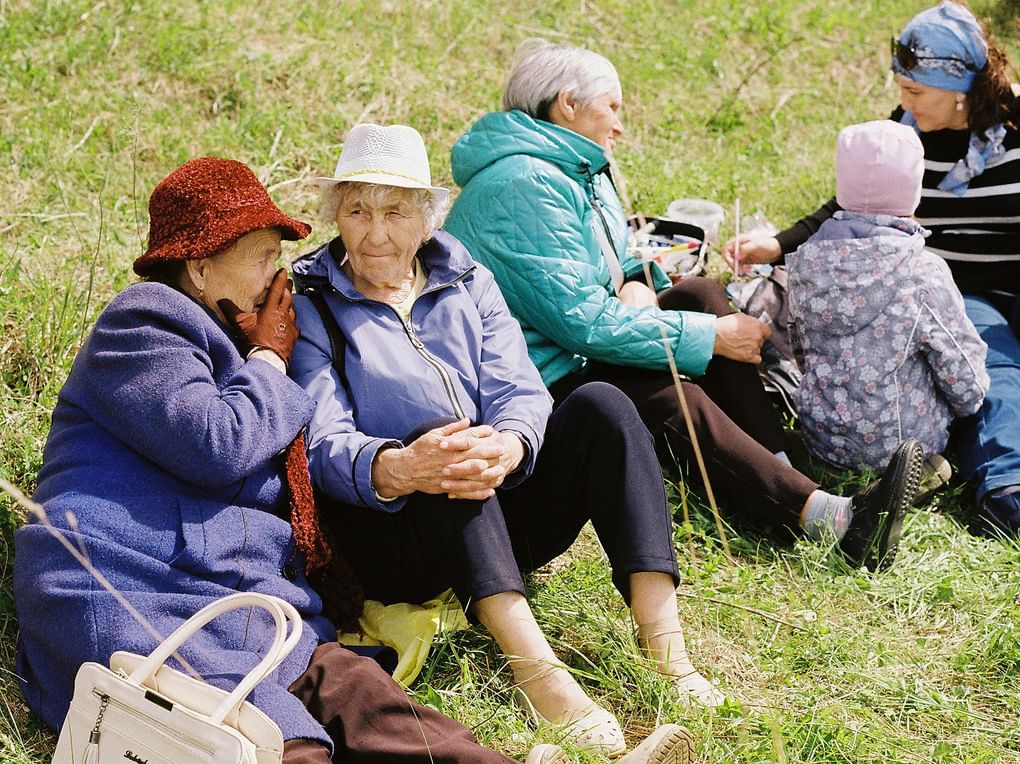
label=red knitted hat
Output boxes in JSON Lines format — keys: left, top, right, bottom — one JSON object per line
{"left": 133, "top": 157, "right": 311, "bottom": 276}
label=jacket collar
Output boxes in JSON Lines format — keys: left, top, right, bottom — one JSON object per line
{"left": 832, "top": 210, "right": 929, "bottom": 238}
{"left": 452, "top": 109, "right": 611, "bottom": 188}
{"left": 519, "top": 112, "right": 611, "bottom": 179}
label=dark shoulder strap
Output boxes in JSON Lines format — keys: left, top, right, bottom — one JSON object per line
{"left": 305, "top": 288, "right": 349, "bottom": 395}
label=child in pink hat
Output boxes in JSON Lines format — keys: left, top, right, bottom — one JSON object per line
{"left": 787, "top": 120, "right": 989, "bottom": 477}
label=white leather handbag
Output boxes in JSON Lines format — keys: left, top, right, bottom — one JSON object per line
{"left": 52, "top": 592, "right": 303, "bottom": 764}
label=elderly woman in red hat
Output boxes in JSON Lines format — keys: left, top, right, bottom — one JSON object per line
{"left": 13, "top": 156, "right": 566, "bottom": 764}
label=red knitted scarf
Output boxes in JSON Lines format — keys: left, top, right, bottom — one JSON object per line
{"left": 284, "top": 432, "right": 332, "bottom": 574}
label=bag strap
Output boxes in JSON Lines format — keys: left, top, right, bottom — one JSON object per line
{"left": 127, "top": 592, "right": 302, "bottom": 726}
{"left": 581, "top": 164, "right": 626, "bottom": 293}
{"left": 591, "top": 209, "right": 626, "bottom": 292}
{"left": 305, "top": 287, "right": 350, "bottom": 395}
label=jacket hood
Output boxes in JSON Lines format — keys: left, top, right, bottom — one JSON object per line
{"left": 791, "top": 212, "right": 928, "bottom": 335}
{"left": 451, "top": 109, "right": 610, "bottom": 188}
{"left": 292, "top": 228, "right": 476, "bottom": 298}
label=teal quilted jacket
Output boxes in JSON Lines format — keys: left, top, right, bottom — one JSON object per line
{"left": 446, "top": 109, "right": 716, "bottom": 386}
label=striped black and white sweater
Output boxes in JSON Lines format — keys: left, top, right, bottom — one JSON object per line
{"left": 777, "top": 108, "right": 1020, "bottom": 296}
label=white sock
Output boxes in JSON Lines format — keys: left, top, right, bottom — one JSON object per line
{"left": 802, "top": 491, "right": 852, "bottom": 542}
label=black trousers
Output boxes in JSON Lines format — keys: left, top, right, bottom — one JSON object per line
{"left": 330, "top": 383, "right": 679, "bottom": 615}
{"left": 550, "top": 277, "right": 818, "bottom": 531}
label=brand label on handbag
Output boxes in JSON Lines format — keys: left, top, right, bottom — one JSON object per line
{"left": 125, "top": 752, "right": 149, "bottom": 764}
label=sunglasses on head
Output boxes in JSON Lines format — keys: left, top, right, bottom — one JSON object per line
{"left": 891, "top": 38, "right": 979, "bottom": 72}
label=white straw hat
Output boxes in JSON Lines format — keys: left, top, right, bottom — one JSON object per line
{"left": 315, "top": 123, "right": 449, "bottom": 202}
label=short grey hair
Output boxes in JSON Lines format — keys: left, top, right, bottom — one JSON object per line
{"left": 319, "top": 182, "right": 449, "bottom": 240}
{"left": 502, "top": 38, "right": 621, "bottom": 119}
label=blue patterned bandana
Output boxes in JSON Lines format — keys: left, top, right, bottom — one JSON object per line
{"left": 894, "top": 2, "right": 1004, "bottom": 195}
{"left": 891, "top": 1, "right": 987, "bottom": 93}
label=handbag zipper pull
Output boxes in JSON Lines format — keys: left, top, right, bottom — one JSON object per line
{"left": 83, "top": 693, "right": 109, "bottom": 764}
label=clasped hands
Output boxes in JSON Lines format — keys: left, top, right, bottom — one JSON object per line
{"left": 372, "top": 418, "right": 525, "bottom": 501}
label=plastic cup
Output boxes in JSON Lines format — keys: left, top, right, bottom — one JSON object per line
{"left": 665, "top": 199, "right": 724, "bottom": 243}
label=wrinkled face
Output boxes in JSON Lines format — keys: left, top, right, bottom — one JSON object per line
{"left": 193, "top": 228, "right": 281, "bottom": 322}
{"left": 896, "top": 74, "right": 967, "bottom": 132}
{"left": 570, "top": 91, "right": 624, "bottom": 150}
{"left": 336, "top": 184, "right": 427, "bottom": 290}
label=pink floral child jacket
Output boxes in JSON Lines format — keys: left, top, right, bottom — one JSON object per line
{"left": 788, "top": 211, "right": 989, "bottom": 472}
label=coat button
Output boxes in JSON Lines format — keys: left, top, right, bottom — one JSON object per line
{"left": 282, "top": 563, "right": 297, "bottom": 581}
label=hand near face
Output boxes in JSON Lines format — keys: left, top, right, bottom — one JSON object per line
{"left": 371, "top": 419, "right": 525, "bottom": 500}
{"left": 218, "top": 268, "right": 299, "bottom": 365}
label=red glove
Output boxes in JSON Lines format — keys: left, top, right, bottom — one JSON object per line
{"left": 219, "top": 268, "right": 300, "bottom": 366}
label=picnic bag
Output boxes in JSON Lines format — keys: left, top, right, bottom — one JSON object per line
{"left": 52, "top": 592, "right": 302, "bottom": 764}
{"left": 628, "top": 216, "right": 708, "bottom": 280}
{"left": 725, "top": 264, "right": 804, "bottom": 417}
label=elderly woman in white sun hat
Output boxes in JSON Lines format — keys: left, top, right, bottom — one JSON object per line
{"left": 287, "top": 122, "right": 706, "bottom": 762}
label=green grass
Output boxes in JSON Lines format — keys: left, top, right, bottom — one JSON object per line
{"left": 2, "top": 0, "right": 1019, "bottom": 761}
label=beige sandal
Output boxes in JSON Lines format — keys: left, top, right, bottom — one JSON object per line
{"left": 638, "top": 623, "right": 726, "bottom": 707}
{"left": 514, "top": 686, "right": 627, "bottom": 758}
{"left": 618, "top": 723, "right": 696, "bottom": 764}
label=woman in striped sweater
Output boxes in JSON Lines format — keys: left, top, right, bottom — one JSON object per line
{"left": 723, "top": 1, "right": 1020, "bottom": 536}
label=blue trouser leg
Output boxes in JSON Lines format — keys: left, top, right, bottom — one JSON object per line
{"left": 330, "top": 382, "right": 679, "bottom": 617}
{"left": 500, "top": 381, "right": 680, "bottom": 604}
{"left": 956, "top": 295, "right": 1020, "bottom": 500}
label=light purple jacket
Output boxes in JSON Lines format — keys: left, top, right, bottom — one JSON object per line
{"left": 789, "top": 212, "right": 989, "bottom": 471}
{"left": 290, "top": 230, "right": 552, "bottom": 511}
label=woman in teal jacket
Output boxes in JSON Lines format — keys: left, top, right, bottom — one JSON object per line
{"left": 446, "top": 38, "right": 924, "bottom": 571}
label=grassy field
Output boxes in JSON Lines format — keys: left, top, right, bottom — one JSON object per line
{"left": 2, "top": 0, "right": 1019, "bottom": 761}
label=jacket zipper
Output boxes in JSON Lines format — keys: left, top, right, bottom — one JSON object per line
{"left": 317, "top": 266, "right": 472, "bottom": 421}
{"left": 90, "top": 688, "right": 217, "bottom": 756}
{"left": 389, "top": 304, "right": 466, "bottom": 420}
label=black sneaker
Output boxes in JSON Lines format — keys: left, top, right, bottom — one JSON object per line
{"left": 840, "top": 440, "right": 924, "bottom": 571}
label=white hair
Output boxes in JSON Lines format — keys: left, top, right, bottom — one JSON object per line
{"left": 502, "top": 38, "right": 621, "bottom": 118}
{"left": 319, "top": 182, "right": 449, "bottom": 239}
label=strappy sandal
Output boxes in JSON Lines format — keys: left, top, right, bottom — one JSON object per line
{"left": 514, "top": 686, "right": 627, "bottom": 758}
{"left": 637, "top": 624, "right": 726, "bottom": 707}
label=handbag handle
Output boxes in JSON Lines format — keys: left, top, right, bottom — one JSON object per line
{"left": 127, "top": 592, "right": 303, "bottom": 726}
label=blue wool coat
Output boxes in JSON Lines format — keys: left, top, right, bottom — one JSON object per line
{"left": 13, "top": 282, "right": 337, "bottom": 748}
